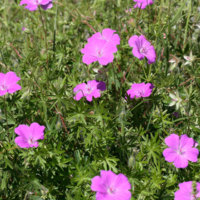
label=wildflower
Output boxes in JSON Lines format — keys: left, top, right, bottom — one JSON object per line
{"left": 128, "top": 35, "right": 156, "bottom": 64}
{"left": 81, "top": 38, "right": 118, "bottom": 65}
{"left": 87, "top": 28, "right": 120, "bottom": 46}
{"left": 0, "top": 71, "right": 21, "bottom": 96}
{"left": 126, "top": 83, "right": 154, "bottom": 99}
{"left": 169, "top": 91, "right": 183, "bottom": 110}
{"left": 133, "top": 0, "right": 154, "bottom": 9}
{"left": 19, "top": 0, "right": 53, "bottom": 11}
{"left": 73, "top": 80, "right": 106, "bottom": 102}
{"left": 15, "top": 122, "right": 45, "bottom": 148}
{"left": 22, "top": 27, "right": 26, "bottom": 31}
{"left": 184, "top": 51, "right": 196, "bottom": 66}
{"left": 168, "top": 56, "right": 181, "bottom": 71}
{"left": 91, "top": 170, "right": 131, "bottom": 200}
{"left": 174, "top": 181, "right": 200, "bottom": 200}
{"left": 163, "top": 134, "right": 199, "bottom": 168}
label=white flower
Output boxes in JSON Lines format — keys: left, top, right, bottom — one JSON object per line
{"left": 183, "top": 51, "right": 195, "bottom": 66}
{"left": 169, "top": 91, "right": 183, "bottom": 110}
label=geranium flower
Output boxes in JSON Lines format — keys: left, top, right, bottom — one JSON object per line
{"left": 163, "top": 134, "right": 199, "bottom": 168}
{"left": 73, "top": 80, "right": 106, "bottom": 102}
{"left": 0, "top": 71, "right": 21, "bottom": 96}
{"left": 15, "top": 123, "right": 45, "bottom": 148}
{"left": 133, "top": 0, "right": 154, "bottom": 9}
{"left": 128, "top": 35, "right": 156, "bottom": 64}
{"left": 91, "top": 170, "right": 131, "bottom": 200}
{"left": 87, "top": 28, "right": 120, "bottom": 46}
{"left": 126, "top": 83, "right": 154, "bottom": 99}
{"left": 19, "top": 0, "right": 53, "bottom": 11}
{"left": 81, "top": 38, "right": 118, "bottom": 65}
{"left": 174, "top": 181, "right": 200, "bottom": 200}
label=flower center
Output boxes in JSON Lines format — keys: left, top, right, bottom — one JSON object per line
{"left": 140, "top": 47, "right": 147, "bottom": 54}
{"left": 28, "top": 137, "right": 35, "bottom": 144}
{"left": 96, "top": 48, "right": 103, "bottom": 58}
{"left": 191, "top": 194, "right": 196, "bottom": 200}
{"left": 107, "top": 187, "right": 116, "bottom": 194}
{"left": 178, "top": 148, "right": 186, "bottom": 156}
{"left": 34, "top": 0, "right": 41, "bottom": 4}
{"left": 138, "top": 90, "right": 144, "bottom": 97}
{"left": 0, "top": 83, "right": 7, "bottom": 91}
{"left": 86, "top": 85, "right": 93, "bottom": 94}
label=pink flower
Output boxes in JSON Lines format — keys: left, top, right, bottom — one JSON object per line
{"left": 19, "top": 0, "right": 53, "bottom": 11}
{"left": 127, "top": 83, "right": 154, "bottom": 99}
{"left": 0, "top": 71, "right": 21, "bottom": 96}
{"left": 133, "top": 0, "right": 154, "bottom": 9}
{"left": 81, "top": 38, "right": 118, "bottom": 65}
{"left": 15, "top": 123, "right": 45, "bottom": 148}
{"left": 91, "top": 170, "right": 131, "bottom": 200}
{"left": 174, "top": 181, "right": 200, "bottom": 200}
{"left": 22, "top": 27, "right": 26, "bottom": 31}
{"left": 87, "top": 28, "right": 120, "bottom": 46}
{"left": 128, "top": 35, "right": 156, "bottom": 64}
{"left": 163, "top": 134, "right": 199, "bottom": 168}
{"left": 73, "top": 80, "right": 106, "bottom": 102}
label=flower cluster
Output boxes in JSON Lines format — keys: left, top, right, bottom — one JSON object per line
{"left": 4, "top": 1, "right": 199, "bottom": 199}
{"left": 81, "top": 29, "right": 156, "bottom": 66}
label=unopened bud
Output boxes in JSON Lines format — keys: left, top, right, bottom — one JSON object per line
{"left": 128, "top": 155, "right": 135, "bottom": 168}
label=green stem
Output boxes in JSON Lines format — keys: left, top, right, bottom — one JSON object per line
{"left": 4, "top": 95, "right": 9, "bottom": 140}
{"left": 38, "top": 7, "right": 49, "bottom": 70}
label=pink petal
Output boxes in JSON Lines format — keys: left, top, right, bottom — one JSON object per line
{"left": 145, "top": 46, "right": 156, "bottom": 64}
{"left": 30, "top": 122, "right": 45, "bottom": 141}
{"left": 15, "top": 124, "right": 30, "bottom": 140}
{"left": 175, "top": 181, "right": 193, "bottom": 200}
{"left": 163, "top": 148, "right": 177, "bottom": 162}
{"left": 40, "top": 0, "right": 52, "bottom": 5}
{"left": 82, "top": 54, "right": 98, "bottom": 65}
{"left": 25, "top": 4, "right": 38, "bottom": 11}
{"left": 128, "top": 35, "right": 139, "bottom": 47}
{"left": 174, "top": 155, "right": 188, "bottom": 168}
{"left": 0, "top": 90, "right": 7, "bottom": 96}
{"left": 103, "top": 42, "right": 118, "bottom": 54}
{"left": 4, "top": 72, "right": 20, "bottom": 87}
{"left": 102, "top": 28, "right": 116, "bottom": 41}
{"left": 164, "top": 133, "right": 179, "bottom": 150}
{"left": 180, "top": 135, "right": 194, "bottom": 150}
{"left": 127, "top": 89, "right": 137, "bottom": 99}
{"left": 110, "top": 34, "right": 121, "bottom": 45}
{"left": 7, "top": 84, "right": 21, "bottom": 94}
{"left": 85, "top": 93, "right": 93, "bottom": 102}
{"left": 73, "top": 83, "right": 87, "bottom": 93}
{"left": 74, "top": 91, "right": 84, "bottom": 101}
{"left": 91, "top": 176, "right": 107, "bottom": 193}
{"left": 98, "top": 54, "right": 114, "bottom": 65}
{"left": 132, "top": 48, "right": 145, "bottom": 60}
{"left": 114, "top": 173, "right": 131, "bottom": 190}
{"left": 87, "top": 32, "right": 102, "bottom": 43}
{"left": 15, "top": 136, "right": 30, "bottom": 148}
{"left": 184, "top": 148, "right": 199, "bottom": 162}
